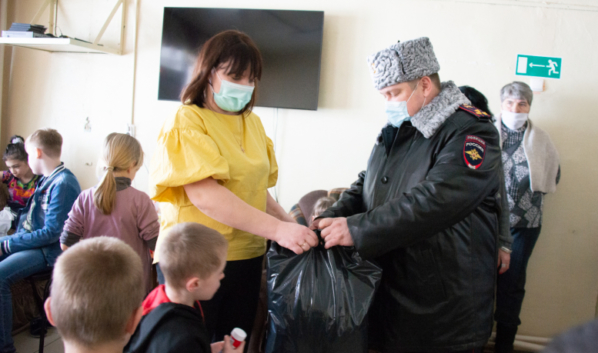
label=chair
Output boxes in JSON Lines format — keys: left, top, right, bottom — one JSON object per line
{"left": 289, "top": 187, "right": 348, "bottom": 227}
{"left": 25, "top": 267, "right": 53, "bottom": 353}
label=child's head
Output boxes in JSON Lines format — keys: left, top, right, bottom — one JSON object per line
{"left": 45, "top": 237, "right": 144, "bottom": 350}
{"left": 25, "top": 129, "right": 63, "bottom": 174}
{"left": 94, "top": 133, "right": 144, "bottom": 215}
{"left": 3, "top": 135, "right": 32, "bottom": 180}
{"left": 312, "top": 196, "right": 336, "bottom": 220}
{"left": 158, "top": 222, "right": 228, "bottom": 301}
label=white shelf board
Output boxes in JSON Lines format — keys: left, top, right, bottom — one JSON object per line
{"left": 0, "top": 37, "right": 120, "bottom": 54}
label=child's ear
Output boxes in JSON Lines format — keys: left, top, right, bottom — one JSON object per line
{"left": 35, "top": 148, "right": 43, "bottom": 159}
{"left": 125, "top": 306, "right": 143, "bottom": 335}
{"left": 185, "top": 276, "right": 202, "bottom": 292}
{"left": 127, "top": 162, "right": 136, "bottom": 174}
{"left": 44, "top": 297, "right": 56, "bottom": 327}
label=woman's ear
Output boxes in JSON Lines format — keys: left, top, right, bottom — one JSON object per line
{"left": 208, "top": 68, "right": 216, "bottom": 85}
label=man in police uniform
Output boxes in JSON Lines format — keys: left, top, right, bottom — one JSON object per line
{"left": 314, "top": 37, "right": 502, "bottom": 352}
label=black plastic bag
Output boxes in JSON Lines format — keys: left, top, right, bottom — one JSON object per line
{"left": 266, "top": 231, "right": 382, "bottom": 353}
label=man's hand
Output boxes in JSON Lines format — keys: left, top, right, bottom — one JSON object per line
{"left": 318, "top": 218, "right": 354, "bottom": 249}
{"left": 497, "top": 249, "right": 511, "bottom": 274}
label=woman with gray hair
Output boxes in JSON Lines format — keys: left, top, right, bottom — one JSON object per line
{"left": 494, "top": 81, "right": 561, "bottom": 353}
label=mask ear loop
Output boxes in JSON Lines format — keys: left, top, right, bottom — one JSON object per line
{"left": 406, "top": 80, "right": 420, "bottom": 105}
{"left": 206, "top": 69, "right": 218, "bottom": 106}
{"left": 407, "top": 79, "right": 427, "bottom": 113}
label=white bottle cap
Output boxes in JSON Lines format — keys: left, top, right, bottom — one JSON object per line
{"left": 231, "top": 327, "right": 247, "bottom": 342}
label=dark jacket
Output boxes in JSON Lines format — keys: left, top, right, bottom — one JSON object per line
{"left": 125, "top": 285, "right": 210, "bottom": 353}
{"left": 319, "top": 82, "right": 502, "bottom": 352}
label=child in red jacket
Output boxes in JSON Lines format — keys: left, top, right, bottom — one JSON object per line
{"left": 125, "top": 222, "right": 244, "bottom": 353}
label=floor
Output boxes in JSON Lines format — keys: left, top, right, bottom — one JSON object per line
{"left": 12, "top": 328, "right": 535, "bottom": 353}
{"left": 13, "top": 328, "right": 63, "bottom": 353}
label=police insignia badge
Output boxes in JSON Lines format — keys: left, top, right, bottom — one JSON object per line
{"left": 463, "top": 135, "right": 486, "bottom": 169}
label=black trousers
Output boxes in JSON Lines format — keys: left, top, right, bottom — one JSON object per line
{"left": 157, "top": 255, "right": 263, "bottom": 352}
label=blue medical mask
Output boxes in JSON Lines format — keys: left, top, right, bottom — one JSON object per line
{"left": 212, "top": 72, "right": 255, "bottom": 112}
{"left": 385, "top": 81, "right": 421, "bottom": 128}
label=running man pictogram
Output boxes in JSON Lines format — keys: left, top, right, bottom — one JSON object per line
{"left": 548, "top": 59, "right": 559, "bottom": 76}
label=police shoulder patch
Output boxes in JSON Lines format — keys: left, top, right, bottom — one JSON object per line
{"left": 459, "top": 104, "right": 492, "bottom": 120}
{"left": 463, "top": 135, "right": 486, "bottom": 169}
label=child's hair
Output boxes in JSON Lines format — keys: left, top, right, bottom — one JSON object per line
{"left": 0, "top": 183, "right": 9, "bottom": 209}
{"left": 27, "top": 128, "right": 63, "bottom": 158}
{"left": 3, "top": 135, "right": 28, "bottom": 162}
{"left": 93, "top": 133, "right": 144, "bottom": 215}
{"left": 158, "top": 222, "right": 228, "bottom": 288}
{"left": 312, "top": 196, "right": 336, "bottom": 218}
{"left": 50, "top": 237, "right": 144, "bottom": 348}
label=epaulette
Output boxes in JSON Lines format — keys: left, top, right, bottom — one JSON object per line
{"left": 458, "top": 104, "right": 492, "bottom": 121}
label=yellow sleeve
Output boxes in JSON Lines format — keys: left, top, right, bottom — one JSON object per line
{"left": 149, "top": 127, "right": 230, "bottom": 202}
{"left": 266, "top": 136, "right": 278, "bottom": 188}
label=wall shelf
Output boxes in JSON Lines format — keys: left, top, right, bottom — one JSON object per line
{"left": 0, "top": 0, "right": 126, "bottom": 55}
{"left": 0, "top": 37, "right": 119, "bottom": 54}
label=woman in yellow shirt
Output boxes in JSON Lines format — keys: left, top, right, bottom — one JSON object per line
{"left": 149, "top": 30, "right": 318, "bottom": 347}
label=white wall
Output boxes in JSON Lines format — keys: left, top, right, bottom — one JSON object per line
{"left": 2, "top": 0, "right": 598, "bottom": 339}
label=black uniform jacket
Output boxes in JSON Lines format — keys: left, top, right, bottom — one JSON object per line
{"left": 319, "top": 107, "right": 502, "bottom": 352}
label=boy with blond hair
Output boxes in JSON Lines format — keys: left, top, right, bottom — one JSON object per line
{"left": 0, "top": 128, "right": 81, "bottom": 353}
{"left": 45, "top": 237, "right": 145, "bottom": 353}
{"left": 125, "top": 222, "right": 243, "bottom": 353}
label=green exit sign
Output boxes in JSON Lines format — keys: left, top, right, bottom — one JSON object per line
{"left": 516, "top": 55, "right": 562, "bottom": 79}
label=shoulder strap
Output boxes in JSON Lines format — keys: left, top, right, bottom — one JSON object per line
{"left": 458, "top": 104, "right": 492, "bottom": 121}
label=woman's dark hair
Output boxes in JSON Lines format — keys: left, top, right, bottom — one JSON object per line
{"left": 3, "top": 135, "right": 28, "bottom": 162}
{"left": 459, "top": 86, "right": 493, "bottom": 117}
{"left": 181, "top": 30, "right": 263, "bottom": 116}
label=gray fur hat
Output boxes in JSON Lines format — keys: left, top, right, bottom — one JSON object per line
{"left": 367, "top": 37, "right": 440, "bottom": 90}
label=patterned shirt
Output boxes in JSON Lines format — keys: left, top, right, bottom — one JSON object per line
{"left": 501, "top": 123, "right": 545, "bottom": 228}
{"left": 2, "top": 171, "right": 41, "bottom": 221}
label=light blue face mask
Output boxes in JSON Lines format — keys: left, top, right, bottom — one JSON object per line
{"left": 385, "top": 81, "right": 420, "bottom": 128}
{"left": 212, "top": 73, "right": 255, "bottom": 113}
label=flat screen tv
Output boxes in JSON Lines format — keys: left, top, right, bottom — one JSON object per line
{"left": 159, "top": 8, "right": 325, "bottom": 111}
